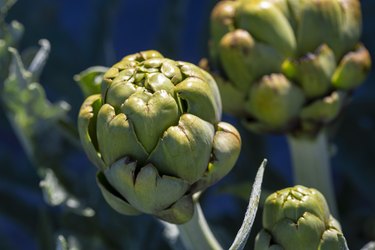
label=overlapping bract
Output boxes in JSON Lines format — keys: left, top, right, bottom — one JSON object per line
{"left": 78, "top": 50, "right": 241, "bottom": 224}
{"left": 254, "top": 185, "right": 348, "bottom": 250}
{"left": 208, "top": 0, "right": 371, "bottom": 136}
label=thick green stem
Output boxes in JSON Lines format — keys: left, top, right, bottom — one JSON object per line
{"left": 177, "top": 203, "right": 223, "bottom": 250}
{"left": 287, "top": 131, "right": 338, "bottom": 216}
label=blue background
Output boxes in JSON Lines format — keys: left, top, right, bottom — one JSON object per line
{"left": 1, "top": 0, "right": 375, "bottom": 249}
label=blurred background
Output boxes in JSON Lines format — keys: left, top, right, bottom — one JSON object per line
{"left": 1, "top": 0, "right": 374, "bottom": 249}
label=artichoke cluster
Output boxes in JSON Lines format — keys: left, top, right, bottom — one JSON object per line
{"left": 207, "top": 0, "right": 371, "bottom": 136}
{"left": 255, "top": 185, "right": 348, "bottom": 250}
{"left": 78, "top": 50, "right": 241, "bottom": 224}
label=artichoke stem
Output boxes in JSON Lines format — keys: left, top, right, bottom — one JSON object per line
{"left": 286, "top": 131, "right": 338, "bottom": 217}
{"left": 177, "top": 202, "right": 223, "bottom": 250}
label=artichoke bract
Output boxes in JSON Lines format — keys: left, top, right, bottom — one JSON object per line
{"left": 207, "top": 0, "right": 371, "bottom": 136}
{"left": 78, "top": 50, "right": 241, "bottom": 224}
{"left": 254, "top": 185, "right": 348, "bottom": 250}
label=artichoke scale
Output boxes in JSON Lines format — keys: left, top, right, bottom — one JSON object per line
{"left": 192, "top": 122, "right": 241, "bottom": 192}
{"left": 331, "top": 44, "right": 371, "bottom": 90}
{"left": 209, "top": 0, "right": 237, "bottom": 65}
{"left": 148, "top": 114, "right": 214, "bottom": 184}
{"left": 121, "top": 90, "right": 179, "bottom": 154}
{"left": 96, "top": 171, "right": 141, "bottom": 216}
{"left": 218, "top": 29, "right": 256, "bottom": 92}
{"left": 284, "top": 44, "right": 337, "bottom": 98}
{"left": 96, "top": 104, "right": 148, "bottom": 166}
{"left": 337, "top": 0, "right": 362, "bottom": 58}
{"left": 175, "top": 77, "right": 221, "bottom": 124}
{"left": 271, "top": 214, "right": 325, "bottom": 250}
{"left": 300, "top": 91, "right": 345, "bottom": 123}
{"left": 246, "top": 74, "right": 305, "bottom": 130}
{"left": 295, "top": 0, "right": 343, "bottom": 58}
{"left": 77, "top": 94, "right": 106, "bottom": 170}
{"left": 236, "top": 0, "right": 296, "bottom": 56}
{"left": 104, "top": 159, "right": 189, "bottom": 215}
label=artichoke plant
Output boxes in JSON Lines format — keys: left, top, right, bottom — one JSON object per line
{"left": 254, "top": 185, "right": 348, "bottom": 250}
{"left": 0, "top": 0, "right": 24, "bottom": 81}
{"left": 78, "top": 50, "right": 241, "bottom": 224}
{"left": 207, "top": 0, "right": 371, "bottom": 136}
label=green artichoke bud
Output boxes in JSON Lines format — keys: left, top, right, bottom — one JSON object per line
{"left": 245, "top": 74, "right": 305, "bottom": 131}
{"left": 283, "top": 44, "right": 336, "bottom": 98}
{"left": 78, "top": 50, "right": 241, "bottom": 224}
{"left": 209, "top": 0, "right": 238, "bottom": 66}
{"left": 300, "top": 91, "right": 345, "bottom": 123}
{"left": 297, "top": 91, "right": 346, "bottom": 136}
{"left": 218, "top": 29, "right": 255, "bottom": 92}
{"left": 207, "top": 0, "right": 370, "bottom": 136}
{"left": 254, "top": 185, "right": 349, "bottom": 250}
{"left": 235, "top": 0, "right": 296, "bottom": 56}
{"left": 219, "top": 29, "right": 284, "bottom": 92}
{"left": 332, "top": 44, "right": 372, "bottom": 90}
{"left": 293, "top": 0, "right": 343, "bottom": 57}
{"left": 339, "top": 0, "right": 362, "bottom": 56}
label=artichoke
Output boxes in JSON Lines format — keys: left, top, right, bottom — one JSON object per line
{"left": 207, "top": 0, "right": 371, "bottom": 136}
{"left": 254, "top": 185, "right": 348, "bottom": 250}
{"left": 78, "top": 50, "right": 241, "bottom": 224}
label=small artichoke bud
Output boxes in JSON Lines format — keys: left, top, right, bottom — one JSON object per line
{"left": 246, "top": 74, "right": 305, "bottom": 130}
{"left": 254, "top": 185, "right": 349, "bottom": 250}
{"left": 293, "top": 0, "right": 343, "bottom": 58}
{"left": 332, "top": 44, "right": 371, "bottom": 90}
{"left": 209, "top": 0, "right": 238, "bottom": 66}
{"left": 78, "top": 50, "right": 241, "bottom": 224}
{"left": 235, "top": 0, "right": 296, "bottom": 56}
{"left": 300, "top": 91, "right": 345, "bottom": 123}
{"left": 337, "top": 0, "right": 362, "bottom": 58}
{"left": 219, "top": 29, "right": 284, "bottom": 92}
{"left": 283, "top": 44, "right": 337, "bottom": 98}
{"left": 219, "top": 29, "right": 256, "bottom": 92}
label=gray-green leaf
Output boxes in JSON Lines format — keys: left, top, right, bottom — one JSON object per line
{"left": 229, "top": 159, "right": 267, "bottom": 250}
